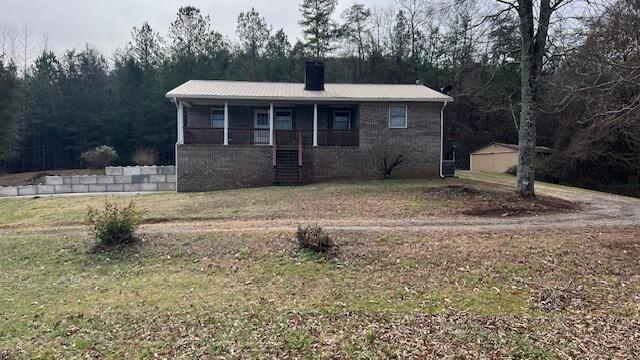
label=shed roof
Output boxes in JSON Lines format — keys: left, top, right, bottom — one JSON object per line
{"left": 166, "top": 80, "right": 453, "bottom": 102}
{"left": 470, "top": 142, "right": 554, "bottom": 154}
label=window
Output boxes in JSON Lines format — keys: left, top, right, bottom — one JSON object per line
{"left": 254, "top": 109, "right": 269, "bottom": 128}
{"left": 275, "top": 110, "right": 292, "bottom": 129}
{"left": 333, "top": 110, "right": 351, "bottom": 130}
{"left": 389, "top": 105, "right": 407, "bottom": 128}
{"left": 211, "top": 108, "right": 224, "bottom": 128}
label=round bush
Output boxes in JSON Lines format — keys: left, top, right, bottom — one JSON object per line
{"left": 81, "top": 145, "right": 118, "bottom": 169}
{"left": 132, "top": 148, "right": 158, "bottom": 166}
{"left": 85, "top": 201, "right": 142, "bottom": 247}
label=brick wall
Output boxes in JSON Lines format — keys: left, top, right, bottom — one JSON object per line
{"left": 177, "top": 145, "right": 273, "bottom": 191}
{"left": 301, "top": 102, "right": 441, "bottom": 182}
{"left": 177, "top": 102, "right": 442, "bottom": 191}
{"left": 359, "top": 102, "right": 441, "bottom": 178}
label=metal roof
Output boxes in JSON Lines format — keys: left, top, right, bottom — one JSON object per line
{"left": 470, "top": 142, "right": 554, "bottom": 154}
{"left": 166, "top": 80, "right": 453, "bottom": 102}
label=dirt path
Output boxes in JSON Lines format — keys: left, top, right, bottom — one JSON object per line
{"left": 4, "top": 174, "right": 639, "bottom": 236}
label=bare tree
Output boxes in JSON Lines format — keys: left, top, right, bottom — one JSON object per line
{"left": 395, "top": 0, "right": 433, "bottom": 58}
{"left": 0, "top": 24, "right": 19, "bottom": 63}
{"left": 41, "top": 32, "right": 51, "bottom": 53}
{"left": 515, "top": 0, "right": 563, "bottom": 197}
{"left": 19, "top": 24, "right": 32, "bottom": 75}
{"left": 370, "top": 5, "right": 395, "bottom": 54}
{"left": 341, "top": 3, "right": 372, "bottom": 80}
{"left": 479, "top": 0, "right": 577, "bottom": 197}
{"left": 539, "top": 0, "right": 640, "bottom": 189}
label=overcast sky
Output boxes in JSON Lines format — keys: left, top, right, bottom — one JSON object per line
{"left": 1, "top": 0, "right": 393, "bottom": 58}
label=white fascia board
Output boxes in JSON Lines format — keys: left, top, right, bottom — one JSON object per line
{"left": 165, "top": 94, "right": 453, "bottom": 103}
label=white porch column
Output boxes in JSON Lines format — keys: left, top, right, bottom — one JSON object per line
{"left": 177, "top": 100, "right": 184, "bottom": 144}
{"left": 223, "top": 101, "right": 229, "bottom": 145}
{"left": 269, "top": 102, "right": 274, "bottom": 145}
{"left": 313, "top": 103, "right": 318, "bottom": 147}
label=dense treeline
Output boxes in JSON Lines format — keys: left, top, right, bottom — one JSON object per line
{"left": 538, "top": 0, "right": 640, "bottom": 195}
{"left": 0, "top": 0, "right": 638, "bottom": 195}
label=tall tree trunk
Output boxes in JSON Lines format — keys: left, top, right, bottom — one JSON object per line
{"left": 515, "top": 0, "right": 553, "bottom": 197}
{"left": 516, "top": 59, "right": 536, "bottom": 197}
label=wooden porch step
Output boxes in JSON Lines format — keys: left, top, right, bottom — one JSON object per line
{"left": 274, "top": 166, "right": 301, "bottom": 185}
{"left": 273, "top": 143, "right": 302, "bottom": 185}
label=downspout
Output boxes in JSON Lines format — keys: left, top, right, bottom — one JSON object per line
{"left": 439, "top": 100, "right": 448, "bottom": 179}
{"left": 173, "top": 97, "right": 179, "bottom": 192}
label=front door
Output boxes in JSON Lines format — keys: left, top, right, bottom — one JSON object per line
{"left": 254, "top": 109, "right": 270, "bottom": 144}
{"left": 275, "top": 110, "right": 296, "bottom": 145}
{"left": 275, "top": 110, "right": 293, "bottom": 130}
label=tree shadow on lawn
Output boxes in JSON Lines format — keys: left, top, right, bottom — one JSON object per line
{"left": 423, "top": 184, "right": 579, "bottom": 217}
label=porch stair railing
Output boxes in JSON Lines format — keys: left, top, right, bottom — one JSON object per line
{"left": 273, "top": 129, "right": 303, "bottom": 186}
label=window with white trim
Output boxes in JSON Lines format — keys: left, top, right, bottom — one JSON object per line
{"left": 389, "top": 105, "right": 407, "bottom": 128}
{"left": 333, "top": 110, "right": 351, "bottom": 130}
{"left": 211, "top": 108, "right": 224, "bottom": 128}
{"left": 254, "top": 109, "right": 270, "bottom": 128}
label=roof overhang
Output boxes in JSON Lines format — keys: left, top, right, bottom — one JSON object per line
{"left": 165, "top": 80, "right": 454, "bottom": 103}
{"left": 470, "top": 142, "right": 553, "bottom": 154}
{"left": 165, "top": 94, "right": 453, "bottom": 103}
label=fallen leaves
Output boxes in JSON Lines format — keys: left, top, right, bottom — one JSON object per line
{"left": 2, "top": 225, "right": 640, "bottom": 358}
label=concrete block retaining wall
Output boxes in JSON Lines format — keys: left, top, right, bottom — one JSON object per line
{"left": 0, "top": 166, "right": 175, "bottom": 197}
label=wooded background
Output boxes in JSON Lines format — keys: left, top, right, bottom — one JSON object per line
{"left": 0, "top": 0, "right": 638, "bottom": 196}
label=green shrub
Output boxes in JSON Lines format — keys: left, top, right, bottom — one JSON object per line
{"left": 85, "top": 201, "right": 142, "bottom": 247}
{"left": 81, "top": 145, "right": 118, "bottom": 168}
{"left": 132, "top": 148, "right": 158, "bottom": 166}
{"left": 295, "top": 224, "right": 334, "bottom": 254}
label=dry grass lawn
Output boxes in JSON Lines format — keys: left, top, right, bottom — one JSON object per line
{"left": 0, "top": 179, "right": 637, "bottom": 358}
{"left": 0, "top": 179, "right": 573, "bottom": 230}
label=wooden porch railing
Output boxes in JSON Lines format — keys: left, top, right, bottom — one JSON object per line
{"left": 184, "top": 128, "right": 224, "bottom": 144}
{"left": 229, "top": 127, "right": 270, "bottom": 145}
{"left": 272, "top": 128, "right": 277, "bottom": 167}
{"left": 274, "top": 129, "right": 299, "bottom": 147}
{"left": 300, "top": 129, "right": 359, "bottom": 146}
{"left": 184, "top": 127, "right": 359, "bottom": 146}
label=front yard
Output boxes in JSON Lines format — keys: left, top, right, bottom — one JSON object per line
{"left": 1, "top": 179, "right": 638, "bottom": 358}
{"left": 0, "top": 178, "right": 573, "bottom": 230}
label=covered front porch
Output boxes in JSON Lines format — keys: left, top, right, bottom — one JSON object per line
{"left": 176, "top": 101, "right": 360, "bottom": 147}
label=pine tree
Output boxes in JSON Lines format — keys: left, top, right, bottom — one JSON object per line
{"left": 168, "top": 6, "right": 224, "bottom": 59}
{"left": 166, "top": 6, "right": 229, "bottom": 85}
{"left": 341, "top": 3, "right": 372, "bottom": 80}
{"left": 265, "top": 29, "right": 291, "bottom": 59}
{"left": 23, "top": 51, "right": 61, "bottom": 170}
{"left": 0, "top": 59, "right": 22, "bottom": 169}
{"left": 390, "top": 10, "right": 411, "bottom": 82}
{"left": 488, "top": 14, "right": 520, "bottom": 65}
{"left": 299, "top": 0, "right": 338, "bottom": 58}
{"left": 391, "top": 10, "right": 410, "bottom": 62}
{"left": 236, "top": 8, "right": 271, "bottom": 58}
{"left": 128, "top": 22, "right": 164, "bottom": 71}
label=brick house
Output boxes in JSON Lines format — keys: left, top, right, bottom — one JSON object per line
{"left": 166, "top": 62, "right": 452, "bottom": 192}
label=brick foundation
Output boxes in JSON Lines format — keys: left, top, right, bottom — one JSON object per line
{"left": 177, "top": 145, "right": 273, "bottom": 191}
